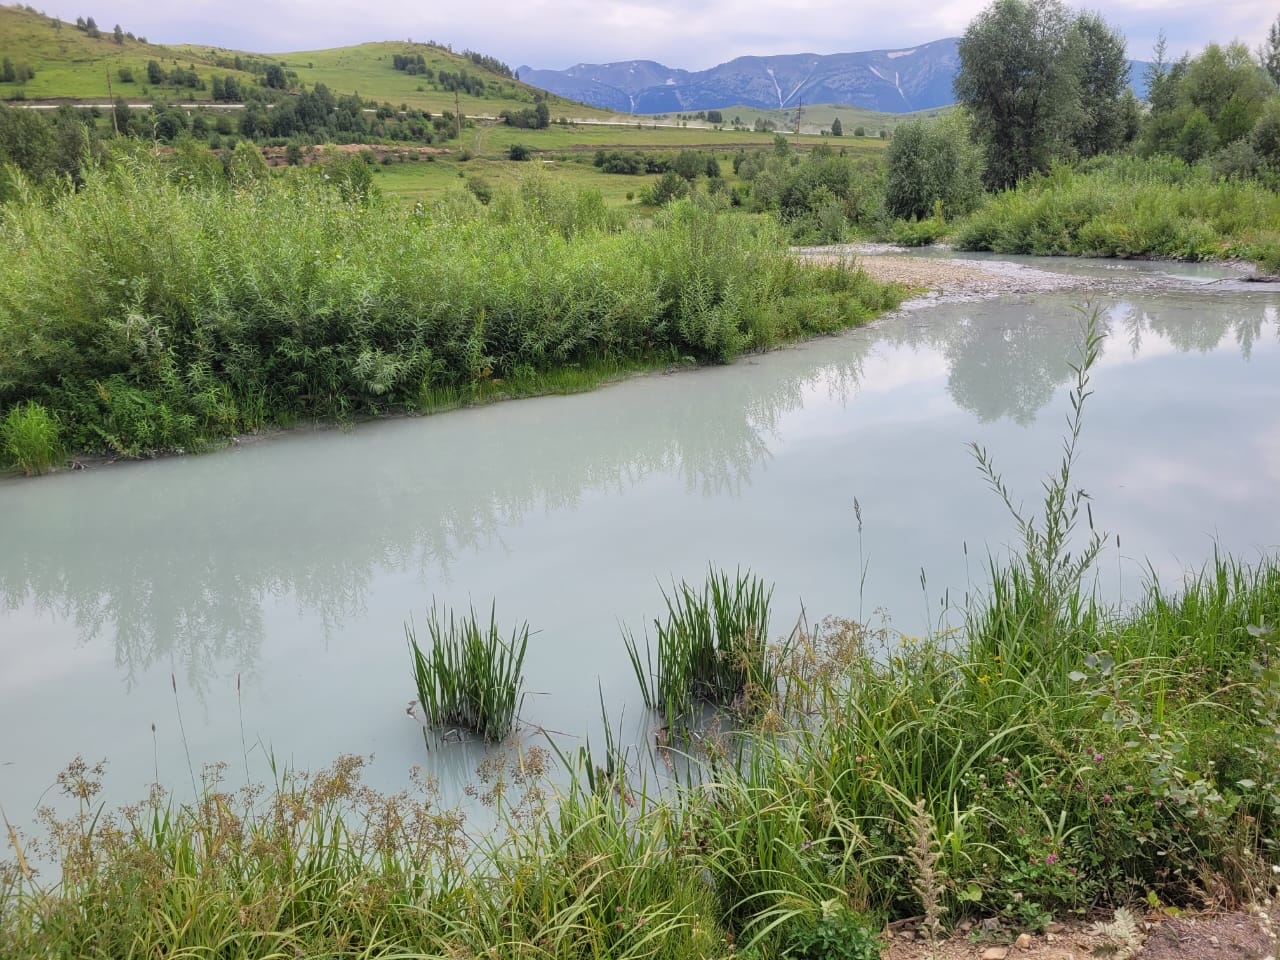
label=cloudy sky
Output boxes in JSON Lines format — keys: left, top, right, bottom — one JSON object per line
{"left": 32, "top": 1, "right": 1276, "bottom": 71}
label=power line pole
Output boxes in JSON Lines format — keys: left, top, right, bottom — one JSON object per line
{"left": 105, "top": 68, "right": 118, "bottom": 135}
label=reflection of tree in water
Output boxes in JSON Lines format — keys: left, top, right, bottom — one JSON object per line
{"left": 1, "top": 290, "right": 1271, "bottom": 692}
{"left": 877, "top": 293, "right": 1276, "bottom": 426}
{"left": 0, "top": 350, "right": 863, "bottom": 693}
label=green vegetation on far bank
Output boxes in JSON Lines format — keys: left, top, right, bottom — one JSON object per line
{"left": 4, "top": 326, "right": 1280, "bottom": 957}
{"left": 953, "top": 154, "right": 1280, "bottom": 270}
{"left": 0, "top": 153, "right": 900, "bottom": 473}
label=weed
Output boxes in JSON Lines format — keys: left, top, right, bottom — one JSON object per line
{"left": 624, "top": 566, "right": 774, "bottom": 725}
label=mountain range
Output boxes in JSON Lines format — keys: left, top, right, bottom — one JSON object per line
{"left": 519, "top": 39, "right": 1151, "bottom": 115}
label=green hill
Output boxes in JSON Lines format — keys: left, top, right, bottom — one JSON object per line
{"left": 0, "top": 4, "right": 611, "bottom": 119}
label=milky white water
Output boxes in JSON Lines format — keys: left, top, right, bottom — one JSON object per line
{"left": 2, "top": 263, "right": 1278, "bottom": 826}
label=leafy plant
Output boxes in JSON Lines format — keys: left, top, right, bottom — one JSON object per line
{"left": 783, "top": 905, "right": 882, "bottom": 960}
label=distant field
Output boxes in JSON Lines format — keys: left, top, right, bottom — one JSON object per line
{"left": 365, "top": 120, "right": 888, "bottom": 204}
{"left": 710, "top": 102, "right": 951, "bottom": 136}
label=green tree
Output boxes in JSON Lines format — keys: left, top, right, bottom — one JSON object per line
{"left": 0, "top": 57, "right": 14, "bottom": 84}
{"left": 1251, "top": 97, "right": 1280, "bottom": 166}
{"left": 84, "top": 16, "right": 100, "bottom": 38}
{"left": 1071, "top": 11, "right": 1132, "bottom": 157}
{"left": 884, "top": 112, "right": 985, "bottom": 221}
{"left": 672, "top": 149, "right": 703, "bottom": 181}
{"left": 146, "top": 60, "right": 164, "bottom": 85}
{"left": 1262, "top": 13, "right": 1280, "bottom": 87}
{"left": 112, "top": 23, "right": 124, "bottom": 44}
{"left": 955, "top": 0, "right": 1083, "bottom": 188}
{"left": 831, "top": 116, "right": 843, "bottom": 136}
{"left": 263, "top": 64, "right": 287, "bottom": 89}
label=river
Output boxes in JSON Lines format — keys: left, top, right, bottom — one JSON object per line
{"left": 1, "top": 257, "right": 1278, "bottom": 826}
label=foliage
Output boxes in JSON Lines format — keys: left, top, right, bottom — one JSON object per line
{"left": 955, "top": 0, "right": 1084, "bottom": 188}
{"left": 1072, "top": 12, "right": 1139, "bottom": 158}
{"left": 1, "top": 401, "right": 62, "bottom": 475}
{"left": 1142, "top": 43, "right": 1272, "bottom": 160}
{"left": 406, "top": 603, "right": 529, "bottom": 742}
{"left": 783, "top": 908, "right": 882, "bottom": 960}
{"left": 738, "top": 143, "right": 883, "bottom": 240}
{"left": 883, "top": 112, "right": 984, "bottom": 221}
{"left": 952, "top": 154, "right": 1280, "bottom": 271}
{"left": 0, "top": 155, "right": 900, "bottom": 458}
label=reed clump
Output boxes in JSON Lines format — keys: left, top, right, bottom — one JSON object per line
{"left": 624, "top": 567, "right": 775, "bottom": 724}
{"left": 407, "top": 603, "right": 529, "bottom": 742}
{"left": 0, "top": 401, "right": 62, "bottom": 475}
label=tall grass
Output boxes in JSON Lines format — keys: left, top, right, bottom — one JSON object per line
{"left": 624, "top": 567, "right": 775, "bottom": 724}
{"left": 407, "top": 603, "right": 529, "bottom": 742}
{"left": 0, "top": 157, "right": 901, "bottom": 460}
{"left": 953, "top": 154, "right": 1280, "bottom": 270}
{"left": 0, "top": 401, "right": 62, "bottom": 475}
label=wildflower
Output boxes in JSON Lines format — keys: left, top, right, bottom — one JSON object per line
{"left": 1093, "top": 752, "right": 1104, "bottom": 763}
{"left": 1154, "top": 799, "right": 1163, "bottom": 807}
{"left": 1045, "top": 853, "right": 1058, "bottom": 865}
{"left": 1101, "top": 793, "right": 1112, "bottom": 804}
{"left": 1125, "top": 785, "right": 1134, "bottom": 792}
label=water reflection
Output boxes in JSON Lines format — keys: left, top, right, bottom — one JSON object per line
{"left": 0, "top": 287, "right": 1276, "bottom": 693}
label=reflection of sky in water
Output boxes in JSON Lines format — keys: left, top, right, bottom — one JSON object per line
{"left": 1, "top": 279, "right": 1278, "bottom": 826}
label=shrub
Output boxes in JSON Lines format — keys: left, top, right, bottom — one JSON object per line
{"left": 884, "top": 113, "right": 984, "bottom": 221}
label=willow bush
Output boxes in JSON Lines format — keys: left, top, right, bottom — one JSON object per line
{"left": 0, "top": 157, "right": 900, "bottom": 461}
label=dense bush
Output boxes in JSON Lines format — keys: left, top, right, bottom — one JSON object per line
{"left": 0, "top": 158, "right": 899, "bottom": 458}
{"left": 953, "top": 155, "right": 1280, "bottom": 270}
{"left": 883, "top": 113, "right": 985, "bottom": 222}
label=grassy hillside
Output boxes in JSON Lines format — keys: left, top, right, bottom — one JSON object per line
{"left": 1, "top": 3, "right": 936, "bottom": 135}
{"left": 0, "top": 4, "right": 604, "bottom": 118}
{"left": 0, "top": 4, "right": 237, "bottom": 100}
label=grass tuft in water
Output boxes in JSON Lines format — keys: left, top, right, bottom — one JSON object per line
{"left": 406, "top": 602, "right": 529, "bottom": 742}
{"left": 625, "top": 566, "right": 774, "bottom": 725}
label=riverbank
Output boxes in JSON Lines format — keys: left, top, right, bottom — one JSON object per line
{"left": 0, "top": 159, "right": 901, "bottom": 475}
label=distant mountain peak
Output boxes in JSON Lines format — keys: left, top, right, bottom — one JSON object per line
{"left": 518, "top": 38, "right": 962, "bottom": 114}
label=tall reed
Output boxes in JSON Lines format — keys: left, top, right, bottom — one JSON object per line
{"left": 625, "top": 567, "right": 774, "bottom": 724}
{"left": 406, "top": 603, "right": 529, "bottom": 742}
